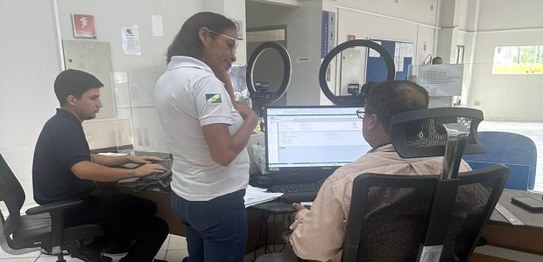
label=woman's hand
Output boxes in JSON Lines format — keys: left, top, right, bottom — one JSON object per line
{"left": 233, "top": 101, "right": 257, "bottom": 123}
{"left": 215, "top": 71, "right": 235, "bottom": 101}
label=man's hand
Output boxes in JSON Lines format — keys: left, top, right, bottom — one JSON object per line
{"left": 292, "top": 202, "right": 307, "bottom": 212}
{"left": 133, "top": 163, "right": 168, "bottom": 177}
{"left": 127, "top": 155, "right": 163, "bottom": 164}
{"left": 291, "top": 203, "right": 309, "bottom": 223}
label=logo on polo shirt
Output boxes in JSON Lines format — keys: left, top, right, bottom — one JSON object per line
{"left": 205, "top": 93, "right": 222, "bottom": 104}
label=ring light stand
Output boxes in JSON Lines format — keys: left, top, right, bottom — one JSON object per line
{"left": 319, "top": 39, "right": 396, "bottom": 106}
{"left": 246, "top": 41, "right": 291, "bottom": 115}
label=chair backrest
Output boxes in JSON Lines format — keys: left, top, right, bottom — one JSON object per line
{"left": 342, "top": 173, "right": 437, "bottom": 262}
{"left": 463, "top": 131, "right": 537, "bottom": 190}
{"left": 389, "top": 107, "right": 485, "bottom": 159}
{"left": 0, "top": 153, "right": 30, "bottom": 253}
{"left": 342, "top": 165, "right": 508, "bottom": 262}
{"left": 0, "top": 153, "right": 26, "bottom": 236}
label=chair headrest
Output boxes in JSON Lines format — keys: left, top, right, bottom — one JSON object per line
{"left": 389, "top": 107, "right": 485, "bottom": 158}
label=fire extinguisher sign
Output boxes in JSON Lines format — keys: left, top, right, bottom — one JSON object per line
{"left": 72, "top": 14, "right": 96, "bottom": 38}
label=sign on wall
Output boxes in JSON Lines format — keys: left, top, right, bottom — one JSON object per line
{"left": 321, "top": 11, "right": 336, "bottom": 58}
{"left": 121, "top": 26, "right": 141, "bottom": 56}
{"left": 418, "top": 64, "right": 464, "bottom": 96}
{"left": 72, "top": 14, "right": 96, "bottom": 39}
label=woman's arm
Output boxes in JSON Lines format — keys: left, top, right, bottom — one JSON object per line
{"left": 202, "top": 101, "right": 257, "bottom": 166}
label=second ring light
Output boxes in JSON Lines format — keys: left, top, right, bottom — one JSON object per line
{"left": 246, "top": 41, "right": 291, "bottom": 113}
{"left": 319, "top": 39, "right": 396, "bottom": 106}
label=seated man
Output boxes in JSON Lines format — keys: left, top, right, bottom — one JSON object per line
{"left": 268, "top": 80, "right": 471, "bottom": 262}
{"left": 32, "top": 69, "right": 169, "bottom": 262}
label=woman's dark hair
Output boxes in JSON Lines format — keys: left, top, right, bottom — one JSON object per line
{"left": 166, "top": 12, "right": 237, "bottom": 63}
{"left": 365, "top": 80, "right": 429, "bottom": 132}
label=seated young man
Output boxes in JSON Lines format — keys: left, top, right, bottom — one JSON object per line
{"left": 32, "top": 69, "right": 169, "bottom": 262}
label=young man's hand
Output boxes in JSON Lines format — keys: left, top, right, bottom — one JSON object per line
{"left": 133, "top": 163, "right": 168, "bottom": 177}
{"left": 127, "top": 155, "right": 163, "bottom": 164}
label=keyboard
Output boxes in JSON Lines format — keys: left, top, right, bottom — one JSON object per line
{"left": 267, "top": 181, "right": 323, "bottom": 193}
{"left": 124, "top": 156, "right": 173, "bottom": 192}
{"left": 267, "top": 181, "right": 324, "bottom": 202}
{"left": 129, "top": 170, "right": 172, "bottom": 192}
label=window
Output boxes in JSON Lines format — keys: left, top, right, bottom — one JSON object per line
{"left": 493, "top": 45, "right": 543, "bottom": 74}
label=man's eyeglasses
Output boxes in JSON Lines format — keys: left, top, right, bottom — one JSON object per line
{"left": 356, "top": 109, "right": 365, "bottom": 119}
{"left": 207, "top": 29, "right": 238, "bottom": 52}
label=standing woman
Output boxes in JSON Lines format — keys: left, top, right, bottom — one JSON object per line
{"left": 155, "top": 12, "right": 258, "bottom": 262}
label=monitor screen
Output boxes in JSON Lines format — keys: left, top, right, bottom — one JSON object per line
{"left": 265, "top": 106, "right": 372, "bottom": 174}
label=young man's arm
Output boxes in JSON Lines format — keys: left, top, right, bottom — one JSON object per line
{"left": 91, "top": 154, "right": 162, "bottom": 167}
{"left": 72, "top": 159, "right": 166, "bottom": 182}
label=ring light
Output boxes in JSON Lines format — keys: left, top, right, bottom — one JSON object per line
{"left": 319, "top": 39, "right": 395, "bottom": 106}
{"left": 246, "top": 41, "right": 291, "bottom": 111}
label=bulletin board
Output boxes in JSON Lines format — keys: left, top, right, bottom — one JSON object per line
{"left": 366, "top": 39, "right": 414, "bottom": 82}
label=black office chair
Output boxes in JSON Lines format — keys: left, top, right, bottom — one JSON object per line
{"left": 342, "top": 107, "right": 509, "bottom": 262}
{"left": 343, "top": 166, "right": 508, "bottom": 261}
{"left": 0, "top": 153, "right": 110, "bottom": 262}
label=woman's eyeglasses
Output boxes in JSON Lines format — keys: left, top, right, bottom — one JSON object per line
{"left": 207, "top": 29, "right": 238, "bottom": 52}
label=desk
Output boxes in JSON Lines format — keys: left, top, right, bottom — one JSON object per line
{"left": 248, "top": 189, "right": 543, "bottom": 260}
{"left": 480, "top": 189, "right": 543, "bottom": 256}
{"left": 116, "top": 176, "right": 543, "bottom": 258}
{"left": 115, "top": 183, "right": 284, "bottom": 253}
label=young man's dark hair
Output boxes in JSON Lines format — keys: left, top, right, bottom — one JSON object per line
{"left": 54, "top": 69, "right": 103, "bottom": 106}
{"left": 364, "top": 80, "right": 429, "bottom": 132}
{"left": 166, "top": 11, "right": 237, "bottom": 62}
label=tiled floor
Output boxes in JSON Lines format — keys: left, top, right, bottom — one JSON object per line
{"left": 0, "top": 234, "right": 188, "bottom": 262}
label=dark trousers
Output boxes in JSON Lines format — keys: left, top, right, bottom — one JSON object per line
{"left": 63, "top": 188, "right": 169, "bottom": 262}
{"left": 171, "top": 189, "right": 247, "bottom": 262}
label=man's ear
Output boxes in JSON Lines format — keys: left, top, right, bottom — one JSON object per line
{"left": 365, "top": 114, "right": 380, "bottom": 131}
{"left": 66, "top": 95, "right": 77, "bottom": 106}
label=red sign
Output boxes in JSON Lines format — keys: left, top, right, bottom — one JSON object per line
{"left": 347, "top": 34, "right": 356, "bottom": 41}
{"left": 72, "top": 14, "right": 96, "bottom": 38}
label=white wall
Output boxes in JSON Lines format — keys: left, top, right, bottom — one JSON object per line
{"left": 466, "top": 0, "right": 543, "bottom": 121}
{"left": 56, "top": 0, "right": 205, "bottom": 153}
{"left": 335, "top": 0, "right": 439, "bottom": 26}
{"left": 247, "top": 0, "right": 324, "bottom": 105}
{"left": 0, "top": 0, "right": 235, "bottom": 207}
{"left": 247, "top": 0, "right": 440, "bottom": 105}
{"left": 1, "top": 0, "right": 61, "bottom": 206}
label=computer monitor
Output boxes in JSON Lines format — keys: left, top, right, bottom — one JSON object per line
{"left": 264, "top": 105, "right": 372, "bottom": 177}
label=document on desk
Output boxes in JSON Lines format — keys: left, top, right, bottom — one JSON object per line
{"left": 244, "top": 185, "right": 283, "bottom": 207}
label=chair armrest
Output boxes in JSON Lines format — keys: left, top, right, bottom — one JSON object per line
{"left": 26, "top": 199, "right": 84, "bottom": 215}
